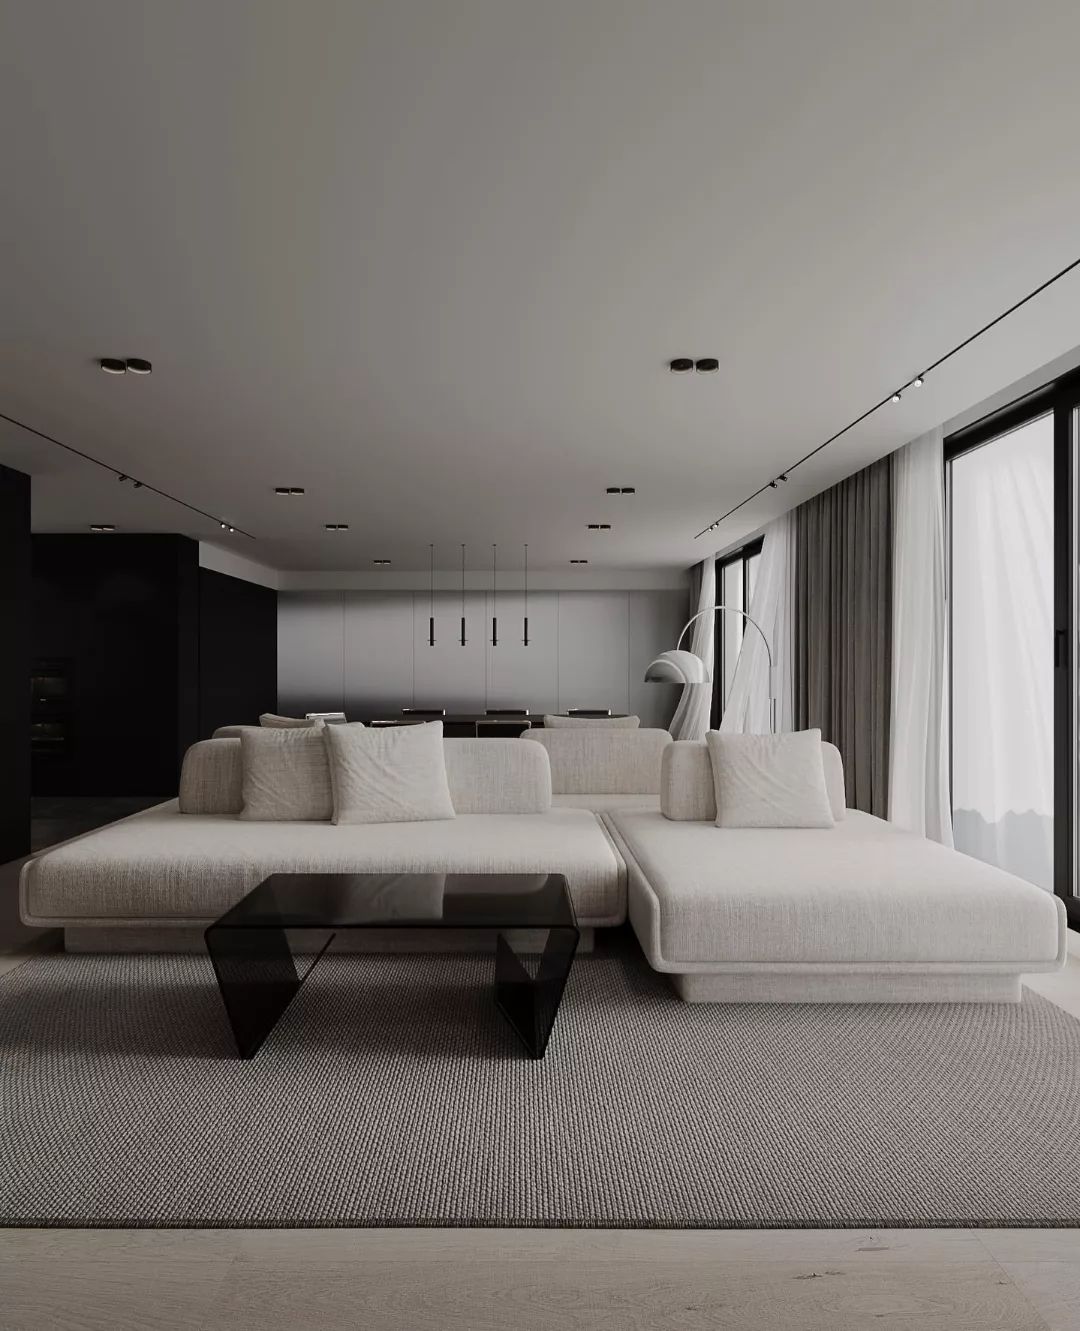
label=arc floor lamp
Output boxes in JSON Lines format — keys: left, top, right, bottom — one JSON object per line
{"left": 644, "top": 604, "right": 777, "bottom": 735}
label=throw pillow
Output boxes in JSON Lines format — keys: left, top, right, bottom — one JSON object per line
{"left": 240, "top": 722, "right": 333, "bottom": 821}
{"left": 259, "top": 713, "right": 314, "bottom": 729}
{"left": 324, "top": 719, "right": 456, "bottom": 824}
{"left": 705, "top": 729, "right": 835, "bottom": 829}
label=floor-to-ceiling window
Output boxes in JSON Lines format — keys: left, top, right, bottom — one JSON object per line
{"left": 714, "top": 537, "right": 762, "bottom": 724}
{"left": 946, "top": 366, "right": 1080, "bottom": 915}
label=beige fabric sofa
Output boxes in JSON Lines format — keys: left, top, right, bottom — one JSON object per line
{"left": 604, "top": 740, "right": 1067, "bottom": 1003}
{"left": 21, "top": 738, "right": 627, "bottom": 951}
{"left": 522, "top": 728, "right": 669, "bottom": 813}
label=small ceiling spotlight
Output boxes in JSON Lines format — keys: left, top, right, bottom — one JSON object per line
{"left": 99, "top": 358, "right": 126, "bottom": 374}
{"left": 132, "top": 480, "right": 143, "bottom": 488}
{"left": 373, "top": 558, "right": 391, "bottom": 566}
{"left": 570, "top": 558, "right": 589, "bottom": 565}
{"left": 275, "top": 486, "right": 306, "bottom": 496}
{"left": 117, "top": 474, "right": 128, "bottom": 482}
{"left": 669, "top": 358, "right": 694, "bottom": 373}
{"left": 587, "top": 522, "right": 612, "bottom": 530}
{"left": 227, "top": 526, "right": 235, "bottom": 533}
{"left": 89, "top": 524, "right": 115, "bottom": 533}
{"left": 695, "top": 358, "right": 719, "bottom": 373}
{"left": 125, "top": 358, "right": 152, "bottom": 375}
{"left": 220, "top": 522, "right": 227, "bottom": 529}
{"left": 777, "top": 473, "right": 789, "bottom": 482}
{"left": 891, "top": 391, "right": 902, "bottom": 403}
{"left": 325, "top": 523, "right": 349, "bottom": 531}
{"left": 912, "top": 375, "right": 925, "bottom": 388}
{"left": 606, "top": 485, "right": 637, "bottom": 494}
{"left": 768, "top": 480, "right": 778, "bottom": 489}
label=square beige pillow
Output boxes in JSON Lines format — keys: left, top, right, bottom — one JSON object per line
{"left": 705, "top": 729, "right": 835, "bottom": 829}
{"left": 240, "top": 721, "right": 333, "bottom": 821}
{"left": 324, "top": 720, "right": 456, "bottom": 824}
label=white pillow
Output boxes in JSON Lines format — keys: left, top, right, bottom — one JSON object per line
{"left": 259, "top": 712, "right": 314, "bottom": 729}
{"left": 324, "top": 720, "right": 456, "bottom": 825}
{"left": 705, "top": 729, "right": 835, "bottom": 829}
{"left": 240, "top": 722, "right": 333, "bottom": 821}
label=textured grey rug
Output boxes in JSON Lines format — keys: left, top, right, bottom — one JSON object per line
{"left": 3, "top": 939, "right": 1080, "bottom": 1228}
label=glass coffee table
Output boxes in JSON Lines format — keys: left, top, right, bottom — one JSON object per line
{"left": 205, "top": 872, "right": 579, "bottom": 1061}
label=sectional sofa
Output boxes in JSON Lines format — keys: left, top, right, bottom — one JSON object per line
{"left": 19, "top": 729, "right": 1065, "bottom": 1002}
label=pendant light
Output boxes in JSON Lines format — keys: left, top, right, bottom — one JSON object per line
{"left": 523, "top": 543, "right": 530, "bottom": 647}
{"left": 460, "top": 543, "right": 467, "bottom": 646}
{"left": 491, "top": 544, "right": 498, "bottom": 647}
{"left": 428, "top": 544, "right": 436, "bottom": 646}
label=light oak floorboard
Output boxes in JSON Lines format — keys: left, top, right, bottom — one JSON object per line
{"left": 992, "top": 1263, "right": 1080, "bottom": 1331}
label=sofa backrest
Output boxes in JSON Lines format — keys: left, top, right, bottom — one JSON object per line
{"left": 179, "top": 736, "right": 552, "bottom": 816}
{"left": 542, "top": 713, "right": 641, "bottom": 729}
{"left": 661, "top": 738, "right": 847, "bottom": 821}
{"left": 523, "top": 728, "right": 671, "bottom": 794}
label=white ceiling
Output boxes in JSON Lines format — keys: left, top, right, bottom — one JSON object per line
{"left": 3, "top": 0, "right": 1080, "bottom": 574}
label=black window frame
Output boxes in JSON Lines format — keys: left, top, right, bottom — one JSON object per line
{"left": 944, "top": 362, "right": 1080, "bottom": 919}
{"left": 711, "top": 535, "right": 764, "bottom": 728}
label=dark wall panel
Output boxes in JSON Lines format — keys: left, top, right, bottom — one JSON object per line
{"left": 198, "top": 568, "right": 277, "bottom": 737}
{"left": 0, "top": 464, "right": 31, "bottom": 863}
{"left": 32, "top": 535, "right": 199, "bottom": 797}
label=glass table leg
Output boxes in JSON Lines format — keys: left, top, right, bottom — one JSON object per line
{"left": 204, "top": 925, "right": 335, "bottom": 1059}
{"left": 493, "top": 925, "right": 579, "bottom": 1059}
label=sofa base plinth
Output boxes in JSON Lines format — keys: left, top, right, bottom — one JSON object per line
{"left": 64, "top": 925, "right": 595, "bottom": 956}
{"left": 670, "top": 970, "right": 1024, "bottom": 1004}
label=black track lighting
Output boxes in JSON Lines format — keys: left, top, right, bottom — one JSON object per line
{"left": 912, "top": 375, "right": 925, "bottom": 388}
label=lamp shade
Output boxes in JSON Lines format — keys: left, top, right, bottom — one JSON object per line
{"left": 643, "top": 649, "right": 711, "bottom": 685}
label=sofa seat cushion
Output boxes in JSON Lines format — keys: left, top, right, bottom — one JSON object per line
{"left": 607, "top": 809, "right": 1063, "bottom": 968}
{"left": 553, "top": 793, "right": 661, "bottom": 812}
{"left": 22, "top": 802, "right": 625, "bottom": 928}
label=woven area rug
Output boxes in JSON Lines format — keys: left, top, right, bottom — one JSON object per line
{"left": 3, "top": 938, "right": 1080, "bottom": 1228}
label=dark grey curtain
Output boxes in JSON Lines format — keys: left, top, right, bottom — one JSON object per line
{"left": 794, "top": 456, "right": 893, "bottom": 816}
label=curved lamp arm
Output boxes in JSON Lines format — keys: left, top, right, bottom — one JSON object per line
{"left": 647, "top": 603, "right": 776, "bottom": 734}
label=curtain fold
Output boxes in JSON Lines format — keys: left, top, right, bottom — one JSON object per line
{"left": 889, "top": 428, "right": 953, "bottom": 845}
{"left": 669, "top": 556, "right": 716, "bottom": 740}
{"left": 794, "top": 456, "right": 892, "bottom": 816}
{"left": 719, "top": 513, "right": 795, "bottom": 734}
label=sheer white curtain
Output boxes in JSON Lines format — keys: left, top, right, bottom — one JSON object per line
{"left": 720, "top": 513, "right": 795, "bottom": 734}
{"left": 949, "top": 416, "right": 1054, "bottom": 888}
{"left": 669, "top": 556, "right": 715, "bottom": 740}
{"left": 889, "top": 427, "right": 953, "bottom": 845}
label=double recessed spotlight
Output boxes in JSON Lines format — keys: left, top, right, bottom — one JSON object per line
{"left": 669, "top": 358, "right": 719, "bottom": 373}
{"left": 373, "top": 558, "right": 391, "bottom": 566}
{"left": 274, "top": 486, "right": 306, "bottom": 496}
{"left": 605, "top": 485, "right": 636, "bottom": 494}
{"left": 99, "top": 358, "right": 152, "bottom": 375}
{"left": 587, "top": 522, "right": 611, "bottom": 531}
{"left": 89, "top": 524, "right": 115, "bottom": 533}
{"left": 570, "top": 558, "right": 589, "bottom": 565}
{"left": 325, "top": 523, "right": 349, "bottom": 532}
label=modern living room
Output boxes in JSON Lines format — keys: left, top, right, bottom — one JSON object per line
{"left": 3, "top": 1, "right": 1080, "bottom": 1327}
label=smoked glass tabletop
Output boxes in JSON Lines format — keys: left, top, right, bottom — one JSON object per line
{"left": 209, "top": 872, "right": 576, "bottom": 932}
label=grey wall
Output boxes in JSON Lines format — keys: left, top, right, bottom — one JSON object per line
{"left": 278, "top": 590, "right": 685, "bottom": 728}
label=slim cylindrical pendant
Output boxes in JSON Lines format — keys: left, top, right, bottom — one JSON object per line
{"left": 428, "top": 615, "right": 435, "bottom": 647}
{"left": 492, "top": 616, "right": 498, "bottom": 647}
{"left": 460, "top": 615, "right": 466, "bottom": 647}
{"left": 523, "top": 615, "right": 530, "bottom": 647}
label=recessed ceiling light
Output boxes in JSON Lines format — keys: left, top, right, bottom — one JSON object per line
{"left": 373, "top": 558, "right": 391, "bottom": 566}
{"left": 89, "top": 524, "right": 115, "bottom": 533}
{"left": 606, "top": 486, "right": 637, "bottom": 494}
{"left": 570, "top": 558, "right": 589, "bottom": 565}
{"left": 325, "top": 523, "right": 349, "bottom": 531}
{"left": 669, "top": 358, "right": 694, "bottom": 373}
{"left": 586, "top": 522, "right": 612, "bottom": 530}
{"left": 695, "top": 358, "right": 719, "bottom": 373}
{"left": 99, "top": 358, "right": 126, "bottom": 374}
{"left": 275, "top": 486, "right": 306, "bottom": 496}
{"left": 125, "top": 358, "right": 152, "bottom": 375}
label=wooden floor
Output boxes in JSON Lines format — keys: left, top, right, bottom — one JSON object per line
{"left": 2, "top": 951, "right": 1079, "bottom": 1330}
